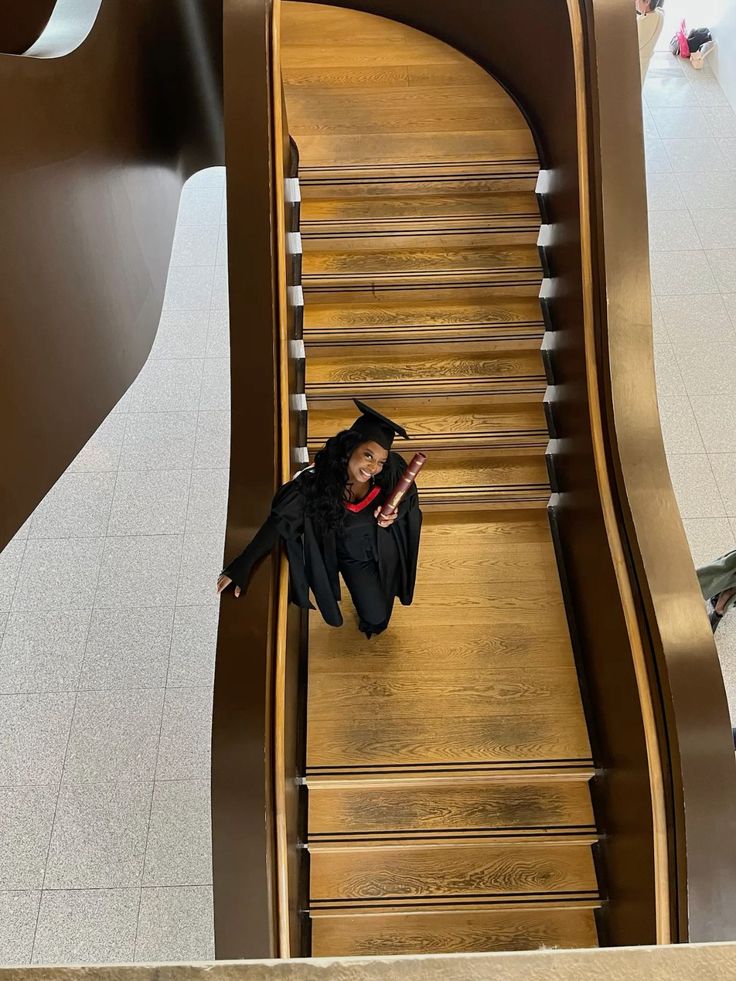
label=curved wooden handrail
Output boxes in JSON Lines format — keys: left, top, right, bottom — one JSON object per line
{"left": 0, "top": 0, "right": 223, "bottom": 549}
{"left": 576, "top": 0, "right": 736, "bottom": 942}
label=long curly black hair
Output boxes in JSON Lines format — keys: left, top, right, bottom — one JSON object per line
{"left": 304, "top": 429, "right": 404, "bottom": 534}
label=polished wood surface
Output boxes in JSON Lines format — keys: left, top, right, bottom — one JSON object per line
{"left": 282, "top": 3, "right": 599, "bottom": 953}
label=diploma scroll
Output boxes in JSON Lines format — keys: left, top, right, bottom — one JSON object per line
{"left": 379, "top": 452, "right": 427, "bottom": 520}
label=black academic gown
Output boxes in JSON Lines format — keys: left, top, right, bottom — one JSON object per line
{"left": 222, "top": 454, "right": 422, "bottom": 629}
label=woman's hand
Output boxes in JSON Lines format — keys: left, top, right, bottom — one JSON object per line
{"left": 216, "top": 574, "right": 241, "bottom": 597}
{"left": 375, "top": 506, "right": 397, "bottom": 529}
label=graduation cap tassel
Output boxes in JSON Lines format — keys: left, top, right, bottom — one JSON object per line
{"left": 379, "top": 453, "right": 427, "bottom": 520}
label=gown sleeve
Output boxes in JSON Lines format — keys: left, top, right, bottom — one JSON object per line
{"left": 221, "top": 479, "right": 306, "bottom": 590}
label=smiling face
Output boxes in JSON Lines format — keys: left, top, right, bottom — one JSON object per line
{"left": 347, "top": 440, "right": 388, "bottom": 487}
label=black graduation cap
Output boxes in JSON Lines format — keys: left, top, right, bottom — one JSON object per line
{"left": 349, "top": 399, "right": 408, "bottom": 451}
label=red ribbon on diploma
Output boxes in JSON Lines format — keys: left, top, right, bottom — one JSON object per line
{"left": 379, "top": 453, "right": 427, "bottom": 520}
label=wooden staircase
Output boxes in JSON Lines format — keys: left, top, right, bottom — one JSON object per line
{"left": 282, "top": 0, "right": 601, "bottom": 957}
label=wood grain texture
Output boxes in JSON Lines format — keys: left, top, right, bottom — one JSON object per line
{"left": 310, "top": 839, "right": 598, "bottom": 901}
{"left": 308, "top": 779, "right": 595, "bottom": 836}
{"left": 282, "top": 0, "right": 599, "bottom": 950}
{"left": 310, "top": 905, "right": 600, "bottom": 955}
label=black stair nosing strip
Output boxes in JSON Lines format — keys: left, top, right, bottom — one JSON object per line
{"left": 299, "top": 159, "right": 539, "bottom": 177}
{"left": 309, "top": 890, "right": 601, "bottom": 911}
{"left": 306, "top": 759, "right": 595, "bottom": 775}
{"left": 308, "top": 827, "right": 599, "bottom": 844}
{"left": 302, "top": 215, "right": 541, "bottom": 228}
{"left": 303, "top": 279, "right": 544, "bottom": 294}
{"left": 308, "top": 897, "right": 604, "bottom": 917}
{"left": 302, "top": 223, "right": 542, "bottom": 239}
{"left": 305, "top": 330, "right": 546, "bottom": 348}
{"left": 305, "top": 318, "right": 545, "bottom": 333}
{"left": 304, "top": 765, "right": 598, "bottom": 784}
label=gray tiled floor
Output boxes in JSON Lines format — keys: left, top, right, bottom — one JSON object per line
{"left": 0, "top": 166, "right": 225, "bottom": 965}
{"left": 645, "top": 53, "right": 736, "bottom": 716}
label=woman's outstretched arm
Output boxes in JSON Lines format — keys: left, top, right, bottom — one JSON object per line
{"left": 216, "top": 517, "right": 281, "bottom": 597}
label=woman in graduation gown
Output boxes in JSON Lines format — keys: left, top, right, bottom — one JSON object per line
{"left": 216, "top": 400, "right": 422, "bottom": 638}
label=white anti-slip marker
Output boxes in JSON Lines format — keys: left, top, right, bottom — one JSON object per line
{"left": 289, "top": 339, "right": 305, "bottom": 360}
{"left": 284, "top": 178, "right": 301, "bottom": 203}
{"left": 288, "top": 285, "right": 304, "bottom": 308}
{"left": 535, "top": 169, "right": 552, "bottom": 196}
{"left": 287, "top": 231, "right": 302, "bottom": 255}
{"left": 290, "top": 393, "right": 308, "bottom": 411}
{"left": 537, "top": 225, "right": 553, "bottom": 249}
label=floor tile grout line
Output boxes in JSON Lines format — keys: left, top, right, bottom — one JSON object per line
{"left": 31, "top": 410, "right": 136, "bottom": 960}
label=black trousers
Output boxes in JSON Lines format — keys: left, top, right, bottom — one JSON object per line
{"left": 339, "top": 557, "right": 395, "bottom": 637}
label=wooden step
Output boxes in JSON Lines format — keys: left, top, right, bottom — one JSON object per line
{"left": 307, "top": 771, "right": 595, "bottom": 839}
{"left": 309, "top": 902, "right": 600, "bottom": 956}
{"left": 302, "top": 238, "right": 543, "bottom": 291}
{"left": 301, "top": 190, "right": 540, "bottom": 238}
{"left": 298, "top": 161, "right": 539, "bottom": 188}
{"left": 304, "top": 292, "right": 544, "bottom": 345}
{"left": 307, "top": 396, "right": 548, "bottom": 453}
{"left": 308, "top": 838, "right": 598, "bottom": 905}
{"left": 305, "top": 341, "right": 544, "bottom": 399}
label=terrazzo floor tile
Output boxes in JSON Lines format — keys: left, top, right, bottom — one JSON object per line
{"left": 185, "top": 470, "right": 229, "bottom": 536}
{"left": 0, "top": 541, "right": 25, "bottom": 613}
{"left": 0, "top": 786, "right": 57, "bottom": 889}
{"left": 32, "top": 888, "right": 140, "bottom": 965}
{"left": 12, "top": 538, "right": 104, "bottom": 613}
{"left": 107, "top": 470, "right": 191, "bottom": 537}
{"left": 651, "top": 106, "right": 712, "bottom": 140}
{"left": 44, "top": 782, "right": 153, "bottom": 889}
{"left": 156, "top": 688, "right": 213, "bottom": 781}
{"left": 95, "top": 536, "right": 183, "bottom": 610}
{"left": 0, "top": 891, "right": 40, "bottom": 966}
{"left": 169, "top": 225, "right": 220, "bottom": 268}
{"left": 143, "top": 781, "right": 212, "bottom": 887}
{"left": 657, "top": 396, "right": 706, "bottom": 454}
{"left": 0, "top": 692, "right": 75, "bottom": 785}
{"left": 192, "top": 412, "right": 230, "bottom": 470}
{"left": 690, "top": 396, "right": 736, "bottom": 453}
{"left": 176, "top": 535, "right": 222, "bottom": 607}
{"left": 645, "top": 172, "right": 686, "bottom": 212}
{"left": 658, "top": 293, "right": 736, "bottom": 347}
{"left": 168, "top": 606, "right": 218, "bottom": 688}
{"left": 708, "top": 455, "right": 736, "bottom": 516}
{"left": 119, "top": 412, "right": 198, "bottom": 472}
{"left": 28, "top": 473, "right": 116, "bottom": 541}
{"left": 199, "top": 359, "right": 230, "bottom": 412}
{"left": 135, "top": 886, "right": 214, "bottom": 963}
{"left": 162, "top": 266, "right": 215, "bottom": 312}
{"left": 128, "top": 360, "right": 204, "bottom": 414}
{"left": 0, "top": 610, "right": 91, "bottom": 694}
{"left": 682, "top": 518, "right": 736, "bottom": 570}
{"left": 68, "top": 415, "right": 127, "bottom": 474}
{"left": 150, "top": 309, "right": 209, "bottom": 360}
{"left": 176, "top": 188, "right": 224, "bottom": 225}
{"left": 80, "top": 608, "right": 173, "bottom": 691}
{"left": 706, "top": 249, "right": 736, "bottom": 293}
{"left": 648, "top": 210, "right": 700, "bottom": 252}
{"left": 675, "top": 343, "right": 736, "bottom": 397}
{"left": 662, "top": 137, "right": 731, "bottom": 173}
{"left": 205, "top": 307, "right": 229, "bottom": 358}
{"left": 677, "top": 172, "right": 736, "bottom": 211}
{"left": 63, "top": 689, "right": 165, "bottom": 783}
{"left": 649, "top": 250, "right": 718, "bottom": 295}
{"left": 666, "top": 454, "right": 726, "bottom": 520}
{"left": 653, "top": 339, "right": 685, "bottom": 396}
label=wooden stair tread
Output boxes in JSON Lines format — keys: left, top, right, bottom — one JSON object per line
{"left": 309, "top": 905, "right": 599, "bottom": 956}
{"left": 309, "top": 838, "right": 598, "bottom": 902}
{"left": 303, "top": 240, "right": 542, "bottom": 273}
{"left": 307, "top": 400, "right": 548, "bottom": 452}
{"left": 308, "top": 774, "right": 595, "bottom": 836}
